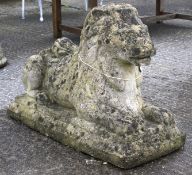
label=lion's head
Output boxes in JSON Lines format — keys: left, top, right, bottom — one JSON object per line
{"left": 80, "top": 3, "right": 155, "bottom": 65}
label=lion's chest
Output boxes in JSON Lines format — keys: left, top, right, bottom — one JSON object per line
{"left": 107, "top": 64, "right": 142, "bottom": 114}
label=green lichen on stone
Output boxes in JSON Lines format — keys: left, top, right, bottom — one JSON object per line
{"left": 8, "top": 3, "right": 185, "bottom": 169}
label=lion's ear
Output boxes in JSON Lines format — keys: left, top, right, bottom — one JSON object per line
{"left": 91, "top": 8, "right": 109, "bottom": 20}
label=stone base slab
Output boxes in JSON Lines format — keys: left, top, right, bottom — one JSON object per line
{"left": 7, "top": 94, "right": 185, "bottom": 169}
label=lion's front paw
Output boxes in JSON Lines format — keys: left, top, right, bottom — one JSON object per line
{"left": 27, "top": 90, "right": 49, "bottom": 103}
{"left": 142, "top": 103, "right": 175, "bottom": 126}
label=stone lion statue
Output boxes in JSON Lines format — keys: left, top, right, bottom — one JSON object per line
{"left": 8, "top": 4, "right": 185, "bottom": 169}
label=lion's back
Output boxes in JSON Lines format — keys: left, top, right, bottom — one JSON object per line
{"left": 40, "top": 38, "right": 78, "bottom": 107}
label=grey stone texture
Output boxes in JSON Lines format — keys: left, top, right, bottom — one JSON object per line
{"left": 8, "top": 4, "right": 185, "bottom": 169}
{"left": 0, "top": 0, "right": 192, "bottom": 174}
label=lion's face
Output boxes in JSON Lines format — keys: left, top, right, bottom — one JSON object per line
{"left": 109, "top": 21, "right": 156, "bottom": 65}
{"left": 81, "top": 3, "right": 156, "bottom": 65}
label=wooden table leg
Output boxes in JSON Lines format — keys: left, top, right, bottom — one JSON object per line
{"left": 156, "top": 0, "right": 161, "bottom": 16}
{"left": 156, "top": 0, "right": 165, "bottom": 23}
{"left": 88, "top": 0, "right": 97, "bottom": 9}
{"left": 52, "top": 0, "right": 62, "bottom": 38}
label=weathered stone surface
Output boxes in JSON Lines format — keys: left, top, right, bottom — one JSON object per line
{"left": 0, "top": 46, "right": 7, "bottom": 68}
{"left": 8, "top": 3, "right": 185, "bottom": 169}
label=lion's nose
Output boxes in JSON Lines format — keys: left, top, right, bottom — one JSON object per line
{"left": 132, "top": 48, "right": 141, "bottom": 56}
{"left": 131, "top": 49, "right": 149, "bottom": 59}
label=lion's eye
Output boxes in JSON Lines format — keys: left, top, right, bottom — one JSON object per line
{"left": 105, "top": 39, "right": 110, "bottom": 44}
{"left": 98, "top": 40, "right": 102, "bottom": 45}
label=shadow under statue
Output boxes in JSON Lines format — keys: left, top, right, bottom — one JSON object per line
{"left": 7, "top": 3, "right": 185, "bottom": 169}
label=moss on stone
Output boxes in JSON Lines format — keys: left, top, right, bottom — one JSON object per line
{"left": 8, "top": 3, "right": 185, "bottom": 169}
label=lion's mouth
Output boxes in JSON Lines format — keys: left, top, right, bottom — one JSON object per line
{"left": 130, "top": 48, "right": 156, "bottom": 65}
{"left": 129, "top": 56, "right": 151, "bottom": 65}
{"left": 130, "top": 47, "right": 156, "bottom": 65}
